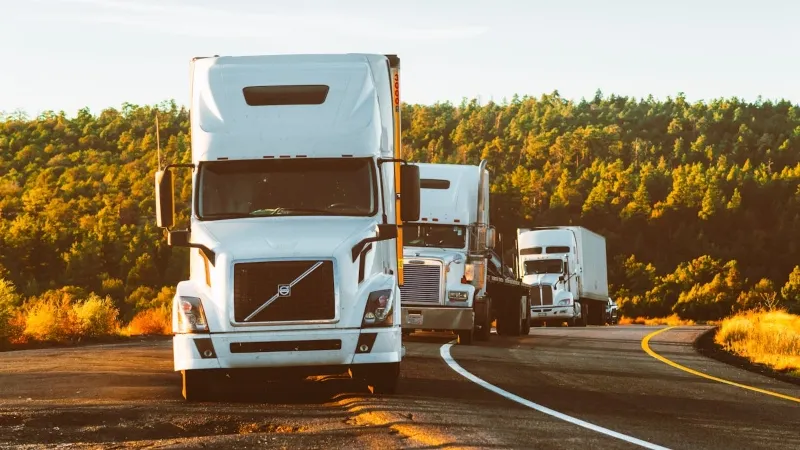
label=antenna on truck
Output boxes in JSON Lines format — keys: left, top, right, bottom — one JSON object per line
{"left": 155, "top": 111, "right": 162, "bottom": 171}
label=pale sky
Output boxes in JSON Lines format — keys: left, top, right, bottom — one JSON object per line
{"left": 2, "top": 0, "right": 798, "bottom": 116}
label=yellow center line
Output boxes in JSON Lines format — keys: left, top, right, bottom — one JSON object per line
{"left": 641, "top": 326, "right": 800, "bottom": 404}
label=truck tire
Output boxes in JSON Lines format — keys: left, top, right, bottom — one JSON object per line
{"left": 181, "top": 369, "right": 217, "bottom": 402}
{"left": 475, "top": 298, "right": 492, "bottom": 341}
{"left": 351, "top": 362, "right": 400, "bottom": 395}
{"left": 578, "top": 303, "right": 588, "bottom": 327}
{"left": 457, "top": 329, "right": 474, "bottom": 345}
{"left": 588, "top": 301, "right": 605, "bottom": 325}
{"left": 496, "top": 298, "right": 522, "bottom": 336}
{"left": 520, "top": 297, "right": 531, "bottom": 335}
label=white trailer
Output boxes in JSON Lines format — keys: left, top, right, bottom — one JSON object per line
{"left": 516, "top": 226, "right": 609, "bottom": 326}
{"left": 400, "top": 161, "right": 533, "bottom": 344}
{"left": 153, "top": 53, "right": 422, "bottom": 400}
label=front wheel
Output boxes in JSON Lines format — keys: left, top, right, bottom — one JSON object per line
{"left": 181, "top": 369, "right": 219, "bottom": 402}
{"left": 350, "top": 362, "right": 400, "bottom": 395}
{"left": 520, "top": 298, "right": 531, "bottom": 335}
{"left": 475, "top": 298, "right": 492, "bottom": 341}
{"left": 457, "top": 328, "right": 474, "bottom": 345}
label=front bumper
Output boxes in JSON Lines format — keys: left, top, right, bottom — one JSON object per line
{"left": 400, "top": 306, "right": 474, "bottom": 331}
{"left": 173, "top": 327, "right": 401, "bottom": 372}
{"left": 530, "top": 306, "right": 576, "bottom": 321}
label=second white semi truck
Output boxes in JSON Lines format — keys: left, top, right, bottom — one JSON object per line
{"left": 516, "top": 226, "right": 609, "bottom": 326}
{"left": 154, "top": 53, "right": 421, "bottom": 400}
{"left": 399, "top": 161, "right": 533, "bottom": 344}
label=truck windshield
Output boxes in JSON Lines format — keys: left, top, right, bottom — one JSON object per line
{"left": 405, "top": 224, "right": 466, "bottom": 249}
{"left": 197, "top": 158, "right": 377, "bottom": 219}
{"left": 524, "top": 259, "right": 563, "bottom": 275}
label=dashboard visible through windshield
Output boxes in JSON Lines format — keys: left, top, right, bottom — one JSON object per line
{"left": 196, "top": 157, "right": 377, "bottom": 220}
{"left": 405, "top": 224, "right": 466, "bottom": 249}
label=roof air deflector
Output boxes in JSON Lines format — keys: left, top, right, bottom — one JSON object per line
{"left": 242, "top": 85, "right": 330, "bottom": 106}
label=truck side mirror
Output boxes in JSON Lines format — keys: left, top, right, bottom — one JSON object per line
{"left": 377, "top": 223, "right": 398, "bottom": 239}
{"left": 400, "top": 164, "right": 421, "bottom": 222}
{"left": 486, "top": 228, "right": 496, "bottom": 249}
{"left": 155, "top": 169, "right": 175, "bottom": 229}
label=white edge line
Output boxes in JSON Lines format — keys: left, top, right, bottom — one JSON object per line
{"left": 439, "top": 342, "right": 671, "bottom": 450}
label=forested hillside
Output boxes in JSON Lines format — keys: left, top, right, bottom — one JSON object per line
{"left": 1, "top": 92, "right": 799, "bottom": 340}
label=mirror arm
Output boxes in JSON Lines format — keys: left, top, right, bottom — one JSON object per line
{"left": 352, "top": 236, "right": 381, "bottom": 262}
{"left": 166, "top": 229, "right": 216, "bottom": 265}
{"left": 163, "top": 163, "right": 196, "bottom": 170}
{"left": 351, "top": 225, "right": 398, "bottom": 262}
{"left": 377, "top": 158, "right": 409, "bottom": 165}
{"left": 188, "top": 243, "right": 216, "bottom": 266}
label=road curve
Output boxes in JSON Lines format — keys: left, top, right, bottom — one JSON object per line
{"left": 0, "top": 326, "right": 798, "bottom": 449}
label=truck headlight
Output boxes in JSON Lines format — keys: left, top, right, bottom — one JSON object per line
{"left": 176, "top": 296, "right": 209, "bottom": 333}
{"left": 362, "top": 289, "right": 394, "bottom": 327}
{"left": 448, "top": 291, "right": 469, "bottom": 302}
{"left": 558, "top": 299, "right": 571, "bottom": 306}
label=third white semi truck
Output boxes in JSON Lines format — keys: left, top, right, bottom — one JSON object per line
{"left": 399, "top": 161, "right": 533, "bottom": 343}
{"left": 516, "top": 226, "right": 609, "bottom": 326}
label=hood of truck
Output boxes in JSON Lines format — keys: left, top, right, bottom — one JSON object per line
{"left": 522, "top": 273, "right": 561, "bottom": 287}
{"left": 196, "top": 216, "right": 375, "bottom": 261}
{"left": 403, "top": 247, "right": 465, "bottom": 264}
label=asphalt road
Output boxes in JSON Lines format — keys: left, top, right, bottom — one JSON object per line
{"left": 1, "top": 326, "right": 798, "bottom": 449}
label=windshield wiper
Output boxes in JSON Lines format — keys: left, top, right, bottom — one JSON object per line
{"left": 250, "top": 207, "right": 335, "bottom": 216}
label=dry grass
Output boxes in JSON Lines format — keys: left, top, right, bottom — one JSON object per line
{"left": 2, "top": 287, "right": 173, "bottom": 349}
{"left": 715, "top": 309, "right": 800, "bottom": 374}
{"left": 123, "top": 305, "right": 172, "bottom": 336}
{"left": 22, "top": 294, "right": 120, "bottom": 342}
{"left": 619, "top": 314, "right": 696, "bottom": 326}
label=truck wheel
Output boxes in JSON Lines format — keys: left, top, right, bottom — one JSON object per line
{"left": 588, "top": 302, "right": 605, "bottom": 325}
{"left": 578, "top": 303, "right": 588, "bottom": 327}
{"left": 351, "top": 363, "right": 400, "bottom": 395}
{"left": 475, "top": 298, "right": 492, "bottom": 341}
{"left": 520, "top": 298, "right": 531, "bottom": 335}
{"left": 457, "top": 329, "right": 474, "bottom": 345}
{"left": 497, "top": 299, "right": 522, "bottom": 336}
{"left": 181, "top": 369, "right": 217, "bottom": 402}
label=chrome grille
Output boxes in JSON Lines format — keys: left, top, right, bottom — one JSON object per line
{"left": 233, "top": 260, "right": 335, "bottom": 323}
{"left": 531, "top": 285, "right": 554, "bottom": 306}
{"left": 400, "top": 262, "right": 442, "bottom": 303}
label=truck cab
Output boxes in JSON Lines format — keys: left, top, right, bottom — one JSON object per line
{"left": 153, "top": 53, "right": 421, "bottom": 400}
{"left": 517, "top": 230, "right": 583, "bottom": 327}
{"left": 399, "top": 161, "right": 494, "bottom": 344}
{"left": 517, "top": 226, "right": 609, "bottom": 327}
{"left": 399, "top": 161, "right": 533, "bottom": 343}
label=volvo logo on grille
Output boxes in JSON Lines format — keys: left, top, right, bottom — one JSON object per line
{"left": 278, "top": 284, "right": 291, "bottom": 297}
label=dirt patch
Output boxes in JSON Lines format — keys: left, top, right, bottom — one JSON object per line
{"left": 0, "top": 406, "right": 311, "bottom": 447}
{"left": 694, "top": 327, "right": 800, "bottom": 387}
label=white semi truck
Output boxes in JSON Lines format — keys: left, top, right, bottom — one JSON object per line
{"left": 153, "top": 53, "right": 422, "bottom": 400}
{"left": 399, "top": 161, "right": 533, "bottom": 344}
{"left": 516, "top": 227, "right": 609, "bottom": 326}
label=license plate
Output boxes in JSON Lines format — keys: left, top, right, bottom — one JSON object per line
{"left": 538, "top": 312, "right": 547, "bottom": 317}
{"left": 407, "top": 315, "right": 423, "bottom": 325}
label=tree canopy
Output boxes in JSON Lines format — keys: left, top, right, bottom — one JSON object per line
{"left": 1, "top": 92, "right": 799, "bottom": 322}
